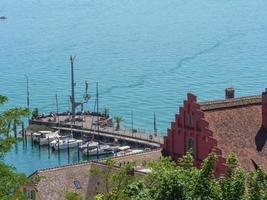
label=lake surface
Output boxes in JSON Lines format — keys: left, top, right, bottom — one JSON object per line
{"left": 1, "top": 0, "right": 267, "bottom": 174}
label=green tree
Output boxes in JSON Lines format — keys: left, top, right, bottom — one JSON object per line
{"left": 0, "top": 95, "right": 29, "bottom": 199}
{"left": 65, "top": 191, "right": 83, "bottom": 200}
{"left": 32, "top": 108, "right": 39, "bottom": 119}
{"left": 247, "top": 167, "right": 267, "bottom": 200}
{"left": 103, "top": 107, "right": 110, "bottom": 118}
{"left": 91, "top": 158, "right": 136, "bottom": 200}
{"left": 220, "top": 153, "right": 246, "bottom": 200}
{"left": 114, "top": 116, "right": 123, "bottom": 131}
{"left": 4, "top": 107, "right": 29, "bottom": 138}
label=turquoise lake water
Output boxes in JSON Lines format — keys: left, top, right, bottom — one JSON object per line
{"left": 1, "top": 0, "right": 267, "bottom": 174}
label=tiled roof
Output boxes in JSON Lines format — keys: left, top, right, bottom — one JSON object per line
{"left": 30, "top": 150, "right": 162, "bottom": 200}
{"left": 201, "top": 96, "right": 267, "bottom": 172}
{"left": 199, "top": 95, "right": 261, "bottom": 111}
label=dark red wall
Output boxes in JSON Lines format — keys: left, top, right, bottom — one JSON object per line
{"left": 162, "top": 93, "right": 226, "bottom": 175}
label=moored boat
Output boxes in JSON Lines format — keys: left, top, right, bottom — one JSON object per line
{"left": 50, "top": 138, "right": 83, "bottom": 150}
{"left": 82, "top": 144, "right": 113, "bottom": 156}
{"left": 115, "top": 149, "right": 144, "bottom": 157}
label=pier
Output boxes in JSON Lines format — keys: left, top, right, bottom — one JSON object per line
{"left": 29, "top": 113, "right": 164, "bottom": 148}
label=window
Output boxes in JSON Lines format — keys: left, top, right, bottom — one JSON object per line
{"left": 188, "top": 112, "right": 193, "bottom": 127}
{"left": 74, "top": 180, "right": 81, "bottom": 189}
{"left": 187, "top": 138, "right": 195, "bottom": 158}
{"left": 22, "top": 188, "right": 36, "bottom": 200}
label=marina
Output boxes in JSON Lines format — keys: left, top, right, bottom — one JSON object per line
{"left": 2, "top": 0, "right": 267, "bottom": 177}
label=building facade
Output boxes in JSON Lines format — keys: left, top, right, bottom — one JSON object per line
{"left": 162, "top": 89, "right": 267, "bottom": 175}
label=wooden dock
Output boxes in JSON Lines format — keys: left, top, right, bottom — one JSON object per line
{"left": 30, "top": 114, "right": 164, "bottom": 148}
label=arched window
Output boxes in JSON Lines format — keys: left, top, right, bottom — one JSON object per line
{"left": 187, "top": 138, "right": 195, "bottom": 158}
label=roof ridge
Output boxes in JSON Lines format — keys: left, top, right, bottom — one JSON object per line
{"left": 200, "top": 95, "right": 261, "bottom": 111}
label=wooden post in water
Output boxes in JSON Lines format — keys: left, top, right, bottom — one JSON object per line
{"left": 57, "top": 138, "right": 60, "bottom": 153}
{"left": 31, "top": 132, "right": 33, "bottom": 148}
{"left": 77, "top": 143, "right": 80, "bottom": 163}
{"left": 38, "top": 136, "right": 41, "bottom": 151}
{"left": 86, "top": 143, "right": 89, "bottom": 160}
{"left": 67, "top": 140, "right": 70, "bottom": 163}
{"left": 47, "top": 137, "right": 50, "bottom": 156}
{"left": 21, "top": 122, "right": 25, "bottom": 138}
{"left": 97, "top": 146, "right": 99, "bottom": 160}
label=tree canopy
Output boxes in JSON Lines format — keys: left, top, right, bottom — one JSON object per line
{"left": 92, "top": 152, "right": 267, "bottom": 200}
{"left": 0, "top": 95, "right": 29, "bottom": 199}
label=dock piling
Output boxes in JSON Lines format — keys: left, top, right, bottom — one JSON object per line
{"left": 67, "top": 140, "right": 70, "bottom": 163}
{"left": 48, "top": 137, "right": 50, "bottom": 157}
{"left": 77, "top": 143, "right": 80, "bottom": 162}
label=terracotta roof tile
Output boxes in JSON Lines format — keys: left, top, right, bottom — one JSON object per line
{"left": 202, "top": 96, "right": 267, "bottom": 172}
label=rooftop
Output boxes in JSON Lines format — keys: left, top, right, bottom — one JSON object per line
{"left": 28, "top": 149, "right": 162, "bottom": 200}
{"left": 199, "top": 94, "right": 267, "bottom": 172}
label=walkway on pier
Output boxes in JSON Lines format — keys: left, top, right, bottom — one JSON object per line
{"left": 30, "top": 114, "right": 164, "bottom": 147}
{"left": 54, "top": 126, "right": 161, "bottom": 148}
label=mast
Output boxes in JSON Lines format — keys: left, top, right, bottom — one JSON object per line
{"left": 55, "top": 93, "right": 59, "bottom": 114}
{"left": 96, "top": 82, "right": 100, "bottom": 147}
{"left": 131, "top": 111, "right": 133, "bottom": 136}
{"left": 24, "top": 75, "right": 30, "bottom": 123}
{"left": 154, "top": 112, "right": 157, "bottom": 136}
{"left": 70, "top": 56, "right": 76, "bottom": 124}
{"left": 55, "top": 93, "right": 59, "bottom": 122}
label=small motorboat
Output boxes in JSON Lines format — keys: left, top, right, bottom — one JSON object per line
{"left": 50, "top": 138, "right": 83, "bottom": 150}
{"left": 33, "top": 130, "right": 60, "bottom": 145}
{"left": 82, "top": 144, "right": 113, "bottom": 156}
{"left": 79, "top": 141, "right": 99, "bottom": 150}
{"left": 115, "top": 149, "right": 144, "bottom": 157}
{"left": 0, "top": 16, "right": 7, "bottom": 20}
{"left": 33, "top": 131, "right": 53, "bottom": 142}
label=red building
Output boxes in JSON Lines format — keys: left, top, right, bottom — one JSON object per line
{"left": 162, "top": 89, "right": 267, "bottom": 175}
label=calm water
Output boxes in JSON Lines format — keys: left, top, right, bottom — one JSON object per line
{"left": 1, "top": 0, "right": 267, "bottom": 174}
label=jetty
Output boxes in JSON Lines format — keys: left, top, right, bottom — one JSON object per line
{"left": 30, "top": 113, "right": 163, "bottom": 148}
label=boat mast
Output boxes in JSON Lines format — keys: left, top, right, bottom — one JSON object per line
{"left": 70, "top": 56, "right": 76, "bottom": 124}
{"left": 96, "top": 82, "right": 100, "bottom": 147}
{"left": 154, "top": 112, "right": 157, "bottom": 136}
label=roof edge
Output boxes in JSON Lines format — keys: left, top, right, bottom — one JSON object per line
{"left": 199, "top": 95, "right": 261, "bottom": 111}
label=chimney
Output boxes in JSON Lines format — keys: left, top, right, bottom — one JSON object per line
{"left": 225, "top": 87, "right": 235, "bottom": 99}
{"left": 262, "top": 90, "right": 267, "bottom": 130}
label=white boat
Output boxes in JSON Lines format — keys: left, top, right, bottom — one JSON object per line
{"left": 118, "top": 146, "right": 130, "bottom": 151}
{"left": 79, "top": 141, "right": 99, "bottom": 150}
{"left": 50, "top": 138, "right": 83, "bottom": 150}
{"left": 33, "top": 130, "right": 60, "bottom": 145}
{"left": 33, "top": 131, "right": 52, "bottom": 142}
{"left": 83, "top": 144, "right": 113, "bottom": 156}
{"left": 115, "top": 149, "right": 144, "bottom": 157}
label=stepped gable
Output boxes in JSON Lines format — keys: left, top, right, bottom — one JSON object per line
{"left": 162, "top": 92, "right": 267, "bottom": 174}
{"left": 200, "top": 94, "right": 267, "bottom": 172}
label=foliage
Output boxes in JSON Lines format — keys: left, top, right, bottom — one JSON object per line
{"left": 247, "top": 167, "right": 267, "bottom": 200}
{"left": 0, "top": 95, "right": 29, "bottom": 199}
{"left": 90, "top": 158, "right": 136, "bottom": 200}
{"left": 65, "top": 191, "right": 83, "bottom": 200}
{"left": 103, "top": 106, "right": 110, "bottom": 117}
{"left": 114, "top": 116, "right": 123, "bottom": 130}
{"left": 31, "top": 108, "right": 39, "bottom": 119}
{"left": 92, "top": 151, "right": 267, "bottom": 200}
